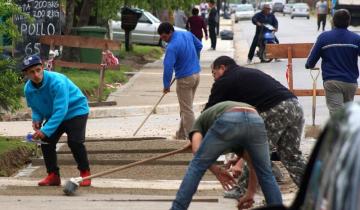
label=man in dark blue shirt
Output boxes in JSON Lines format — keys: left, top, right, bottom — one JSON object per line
{"left": 247, "top": 4, "right": 278, "bottom": 64}
{"left": 306, "top": 9, "right": 360, "bottom": 116}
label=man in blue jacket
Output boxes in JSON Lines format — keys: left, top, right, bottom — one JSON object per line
{"left": 306, "top": 9, "right": 360, "bottom": 116}
{"left": 247, "top": 4, "right": 278, "bottom": 64}
{"left": 22, "top": 55, "right": 91, "bottom": 186}
{"left": 158, "top": 22, "right": 202, "bottom": 140}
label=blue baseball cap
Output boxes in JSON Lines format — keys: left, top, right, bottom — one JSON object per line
{"left": 21, "top": 55, "right": 42, "bottom": 71}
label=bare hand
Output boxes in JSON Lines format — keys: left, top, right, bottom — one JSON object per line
{"left": 229, "top": 163, "right": 243, "bottom": 178}
{"left": 237, "top": 194, "right": 255, "bottom": 210}
{"left": 163, "top": 88, "right": 170, "bottom": 94}
{"left": 32, "top": 121, "right": 41, "bottom": 130}
{"left": 33, "top": 130, "right": 45, "bottom": 140}
{"left": 214, "top": 168, "right": 237, "bottom": 190}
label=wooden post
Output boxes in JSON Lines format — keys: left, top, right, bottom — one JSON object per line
{"left": 98, "top": 65, "right": 106, "bottom": 102}
{"left": 287, "top": 46, "right": 294, "bottom": 91}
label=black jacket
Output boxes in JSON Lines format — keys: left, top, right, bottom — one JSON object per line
{"left": 252, "top": 12, "right": 278, "bottom": 35}
{"left": 204, "top": 65, "right": 296, "bottom": 112}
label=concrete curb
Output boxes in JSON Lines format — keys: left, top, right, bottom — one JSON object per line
{"left": 89, "top": 102, "right": 206, "bottom": 119}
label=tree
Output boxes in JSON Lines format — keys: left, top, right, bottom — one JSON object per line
{"left": 0, "top": 0, "right": 31, "bottom": 113}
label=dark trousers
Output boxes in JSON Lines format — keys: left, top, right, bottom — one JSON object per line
{"left": 209, "top": 25, "right": 217, "bottom": 50}
{"left": 41, "top": 114, "right": 90, "bottom": 175}
{"left": 317, "top": 14, "right": 327, "bottom": 31}
{"left": 248, "top": 33, "right": 259, "bottom": 60}
{"left": 248, "top": 33, "right": 279, "bottom": 60}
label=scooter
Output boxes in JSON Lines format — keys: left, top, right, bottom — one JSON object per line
{"left": 256, "top": 24, "right": 277, "bottom": 63}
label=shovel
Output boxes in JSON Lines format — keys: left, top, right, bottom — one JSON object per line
{"left": 305, "top": 67, "right": 322, "bottom": 138}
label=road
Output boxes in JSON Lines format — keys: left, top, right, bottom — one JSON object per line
{"left": 233, "top": 14, "right": 360, "bottom": 126}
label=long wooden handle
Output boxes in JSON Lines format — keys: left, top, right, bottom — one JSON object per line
{"left": 132, "top": 79, "right": 175, "bottom": 136}
{"left": 83, "top": 143, "right": 191, "bottom": 180}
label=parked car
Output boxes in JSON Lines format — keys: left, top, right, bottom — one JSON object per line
{"left": 291, "top": 3, "right": 310, "bottom": 19}
{"left": 255, "top": 102, "right": 360, "bottom": 210}
{"left": 272, "top": 2, "right": 284, "bottom": 13}
{"left": 283, "top": 3, "right": 294, "bottom": 16}
{"left": 108, "top": 9, "right": 185, "bottom": 47}
{"left": 234, "top": 4, "right": 255, "bottom": 23}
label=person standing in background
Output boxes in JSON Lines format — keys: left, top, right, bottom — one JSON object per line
{"left": 174, "top": 8, "right": 188, "bottom": 29}
{"left": 316, "top": 0, "right": 328, "bottom": 31}
{"left": 186, "top": 7, "right": 208, "bottom": 42}
{"left": 208, "top": 0, "right": 218, "bottom": 50}
{"left": 200, "top": 0, "right": 209, "bottom": 23}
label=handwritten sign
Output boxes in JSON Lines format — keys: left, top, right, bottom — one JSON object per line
{"left": 14, "top": 0, "right": 61, "bottom": 58}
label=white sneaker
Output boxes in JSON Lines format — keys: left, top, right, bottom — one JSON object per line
{"left": 247, "top": 59, "right": 252, "bottom": 64}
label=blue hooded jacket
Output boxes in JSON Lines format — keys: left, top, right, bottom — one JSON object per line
{"left": 24, "top": 70, "right": 89, "bottom": 137}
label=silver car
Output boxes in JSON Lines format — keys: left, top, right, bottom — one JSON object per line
{"left": 291, "top": 3, "right": 310, "bottom": 19}
{"left": 109, "top": 9, "right": 185, "bottom": 47}
{"left": 234, "top": 4, "right": 255, "bottom": 23}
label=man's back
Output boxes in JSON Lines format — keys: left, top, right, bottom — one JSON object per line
{"left": 307, "top": 28, "right": 360, "bottom": 83}
{"left": 205, "top": 65, "right": 295, "bottom": 112}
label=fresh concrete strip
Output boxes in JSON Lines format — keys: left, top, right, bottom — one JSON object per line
{"left": 0, "top": 177, "right": 222, "bottom": 190}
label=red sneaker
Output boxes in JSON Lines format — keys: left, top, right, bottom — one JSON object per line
{"left": 38, "top": 172, "right": 61, "bottom": 186}
{"left": 79, "top": 170, "right": 91, "bottom": 187}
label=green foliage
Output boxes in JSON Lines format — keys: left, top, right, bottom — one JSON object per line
{"left": 0, "top": 59, "right": 22, "bottom": 113}
{"left": 56, "top": 66, "right": 129, "bottom": 101}
{"left": 0, "top": 0, "right": 32, "bottom": 113}
{"left": 0, "top": 136, "right": 34, "bottom": 156}
{"left": 94, "top": 0, "right": 199, "bottom": 22}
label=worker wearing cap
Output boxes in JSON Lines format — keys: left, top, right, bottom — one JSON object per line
{"left": 171, "top": 101, "right": 282, "bottom": 210}
{"left": 22, "top": 54, "right": 91, "bottom": 186}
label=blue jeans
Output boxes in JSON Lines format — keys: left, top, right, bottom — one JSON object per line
{"left": 171, "top": 112, "right": 282, "bottom": 210}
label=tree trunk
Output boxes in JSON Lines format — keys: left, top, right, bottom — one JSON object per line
{"left": 77, "top": 0, "right": 96, "bottom": 26}
{"left": 64, "top": 0, "right": 76, "bottom": 35}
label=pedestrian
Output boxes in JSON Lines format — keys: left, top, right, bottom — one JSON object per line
{"left": 22, "top": 54, "right": 91, "bottom": 187}
{"left": 157, "top": 22, "right": 202, "bottom": 140}
{"left": 247, "top": 3, "right": 278, "bottom": 64}
{"left": 316, "top": 0, "right": 328, "bottom": 31}
{"left": 186, "top": 7, "right": 208, "bottom": 42}
{"left": 173, "top": 8, "right": 187, "bottom": 29}
{"left": 208, "top": 0, "right": 218, "bottom": 50}
{"left": 205, "top": 56, "right": 307, "bottom": 189}
{"left": 306, "top": 9, "right": 360, "bottom": 116}
{"left": 171, "top": 101, "right": 283, "bottom": 210}
{"left": 199, "top": 0, "right": 209, "bottom": 22}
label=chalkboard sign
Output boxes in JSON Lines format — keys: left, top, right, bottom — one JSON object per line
{"left": 14, "top": 0, "right": 61, "bottom": 58}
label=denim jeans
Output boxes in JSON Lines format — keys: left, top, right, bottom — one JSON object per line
{"left": 171, "top": 112, "right": 282, "bottom": 210}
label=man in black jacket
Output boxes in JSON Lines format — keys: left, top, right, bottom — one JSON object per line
{"left": 205, "top": 56, "right": 306, "bottom": 188}
{"left": 247, "top": 3, "right": 278, "bottom": 64}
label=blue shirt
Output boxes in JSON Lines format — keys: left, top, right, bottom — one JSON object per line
{"left": 163, "top": 31, "right": 202, "bottom": 88}
{"left": 24, "top": 70, "right": 89, "bottom": 137}
{"left": 306, "top": 28, "right": 360, "bottom": 83}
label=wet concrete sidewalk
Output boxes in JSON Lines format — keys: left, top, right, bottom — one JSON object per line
{"left": 92, "top": 19, "right": 235, "bottom": 118}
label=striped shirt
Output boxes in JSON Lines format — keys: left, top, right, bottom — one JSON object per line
{"left": 306, "top": 28, "right": 360, "bottom": 83}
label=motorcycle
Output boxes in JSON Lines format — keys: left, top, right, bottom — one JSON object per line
{"left": 256, "top": 24, "right": 277, "bottom": 63}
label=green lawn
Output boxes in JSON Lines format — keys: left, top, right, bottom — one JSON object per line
{"left": 117, "top": 44, "right": 163, "bottom": 59}
{"left": 0, "top": 136, "right": 34, "bottom": 156}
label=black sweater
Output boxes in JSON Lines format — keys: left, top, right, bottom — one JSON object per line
{"left": 204, "top": 65, "right": 296, "bottom": 112}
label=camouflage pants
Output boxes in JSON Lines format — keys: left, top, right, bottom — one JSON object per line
{"left": 259, "top": 98, "right": 306, "bottom": 186}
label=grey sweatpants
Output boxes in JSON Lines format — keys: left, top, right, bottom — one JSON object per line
{"left": 324, "top": 80, "right": 357, "bottom": 117}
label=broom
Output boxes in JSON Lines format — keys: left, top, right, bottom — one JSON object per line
{"left": 63, "top": 143, "right": 191, "bottom": 196}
